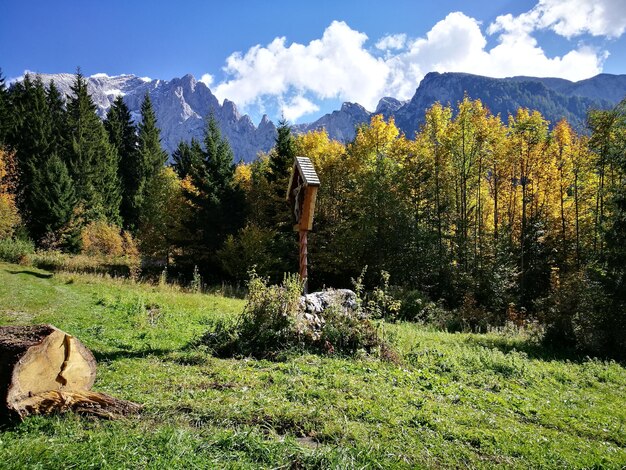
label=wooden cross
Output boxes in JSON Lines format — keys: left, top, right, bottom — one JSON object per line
{"left": 287, "top": 157, "right": 320, "bottom": 294}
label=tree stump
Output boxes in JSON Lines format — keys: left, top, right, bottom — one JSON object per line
{"left": 0, "top": 324, "right": 141, "bottom": 420}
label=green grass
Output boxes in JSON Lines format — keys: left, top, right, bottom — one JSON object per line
{"left": 0, "top": 261, "right": 624, "bottom": 469}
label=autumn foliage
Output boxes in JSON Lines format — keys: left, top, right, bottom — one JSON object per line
{"left": 0, "top": 148, "right": 20, "bottom": 239}
{"left": 1, "top": 69, "right": 624, "bottom": 358}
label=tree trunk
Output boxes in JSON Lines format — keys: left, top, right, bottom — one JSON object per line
{"left": 0, "top": 324, "right": 140, "bottom": 420}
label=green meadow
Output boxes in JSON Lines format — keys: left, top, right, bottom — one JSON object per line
{"left": 0, "top": 262, "right": 624, "bottom": 469}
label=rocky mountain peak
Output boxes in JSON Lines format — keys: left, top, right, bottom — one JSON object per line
{"left": 221, "top": 99, "right": 241, "bottom": 121}
{"left": 375, "top": 97, "right": 405, "bottom": 116}
{"left": 27, "top": 72, "right": 277, "bottom": 162}
{"left": 340, "top": 102, "right": 369, "bottom": 115}
{"left": 20, "top": 71, "right": 626, "bottom": 163}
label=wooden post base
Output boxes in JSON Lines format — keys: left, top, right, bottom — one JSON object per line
{"left": 299, "top": 230, "right": 308, "bottom": 294}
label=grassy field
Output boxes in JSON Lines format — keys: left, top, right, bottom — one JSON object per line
{"left": 0, "top": 261, "right": 624, "bottom": 469}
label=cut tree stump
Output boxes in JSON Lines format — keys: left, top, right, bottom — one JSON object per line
{"left": 0, "top": 324, "right": 141, "bottom": 420}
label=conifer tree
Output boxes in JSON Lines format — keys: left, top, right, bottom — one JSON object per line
{"left": 183, "top": 114, "right": 244, "bottom": 278}
{"left": 190, "top": 138, "right": 204, "bottom": 172}
{"left": 129, "top": 93, "right": 168, "bottom": 229}
{"left": 597, "top": 99, "right": 626, "bottom": 354}
{"left": 66, "top": 69, "right": 121, "bottom": 223}
{"left": 172, "top": 138, "right": 203, "bottom": 179}
{"left": 104, "top": 95, "right": 138, "bottom": 228}
{"left": 46, "top": 81, "right": 67, "bottom": 157}
{"left": 4, "top": 77, "right": 26, "bottom": 150}
{"left": 267, "top": 118, "right": 298, "bottom": 227}
{"left": 268, "top": 118, "right": 296, "bottom": 183}
{"left": 6, "top": 75, "right": 54, "bottom": 227}
{"left": 138, "top": 94, "right": 167, "bottom": 182}
{"left": 30, "top": 153, "right": 76, "bottom": 242}
{"left": 0, "top": 69, "right": 8, "bottom": 145}
{"left": 258, "top": 118, "right": 299, "bottom": 275}
{"left": 201, "top": 114, "right": 236, "bottom": 194}
{"left": 172, "top": 140, "right": 191, "bottom": 178}
{"left": 1, "top": 75, "right": 77, "bottom": 242}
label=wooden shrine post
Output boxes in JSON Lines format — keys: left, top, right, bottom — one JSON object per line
{"left": 287, "top": 157, "right": 320, "bottom": 294}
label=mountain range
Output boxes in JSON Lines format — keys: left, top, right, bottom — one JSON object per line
{"left": 32, "top": 71, "right": 626, "bottom": 162}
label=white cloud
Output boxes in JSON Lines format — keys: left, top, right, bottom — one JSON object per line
{"left": 199, "top": 73, "right": 214, "bottom": 87}
{"left": 214, "top": 20, "right": 389, "bottom": 113}
{"left": 213, "top": 5, "right": 613, "bottom": 119}
{"left": 281, "top": 95, "right": 320, "bottom": 122}
{"left": 383, "top": 12, "right": 605, "bottom": 99}
{"left": 491, "top": 0, "right": 626, "bottom": 39}
{"left": 375, "top": 34, "right": 407, "bottom": 50}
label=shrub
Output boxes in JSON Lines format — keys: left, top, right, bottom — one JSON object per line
{"left": 424, "top": 301, "right": 461, "bottom": 331}
{"left": 80, "top": 221, "right": 124, "bottom": 257}
{"left": 457, "top": 294, "right": 495, "bottom": 333}
{"left": 0, "top": 149, "right": 21, "bottom": 240}
{"left": 366, "top": 271, "right": 402, "bottom": 320}
{"left": 201, "top": 273, "right": 302, "bottom": 357}
{"left": 353, "top": 267, "right": 402, "bottom": 321}
{"left": 121, "top": 231, "right": 139, "bottom": 259}
{"left": 190, "top": 265, "right": 203, "bottom": 293}
{"left": 39, "top": 205, "right": 86, "bottom": 253}
{"left": 121, "top": 231, "right": 141, "bottom": 280}
{"left": 28, "top": 251, "right": 138, "bottom": 278}
{"left": 201, "top": 272, "right": 394, "bottom": 360}
{"left": 217, "top": 224, "right": 277, "bottom": 281}
{"left": 543, "top": 268, "right": 625, "bottom": 360}
{"left": 321, "top": 302, "right": 395, "bottom": 359}
{"left": 396, "top": 289, "right": 429, "bottom": 322}
{"left": 0, "top": 194, "right": 21, "bottom": 240}
{"left": 0, "top": 238, "right": 35, "bottom": 264}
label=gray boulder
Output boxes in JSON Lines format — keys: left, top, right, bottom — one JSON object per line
{"left": 296, "top": 289, "right": 359, "bottom": 341}
{"left": 300, "top": 289, "right": 358, "bottom": 315}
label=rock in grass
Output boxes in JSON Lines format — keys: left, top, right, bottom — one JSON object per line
{"left": 297, "top": 289, "right": 360, "bottom": 341}
{"left": 0, "top": 324, "right": 141, "bottom": 420}
{"left": 299, "top": 289, "right": 358, "bottom": 315}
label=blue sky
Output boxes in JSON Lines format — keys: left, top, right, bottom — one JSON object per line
{"left": 2, "top": 0, "right": 626, "bottom": 124}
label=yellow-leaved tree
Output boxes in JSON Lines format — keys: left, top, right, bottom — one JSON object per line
{"left": 137, "top": 167, "right": 191, "bottom": 262}
{"left": 0, "top": 148, "right": 21, "bottom": 239}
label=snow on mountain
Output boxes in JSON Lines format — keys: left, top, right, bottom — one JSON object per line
{"left": 28, "top": 71, "right": 626, "bottom": 162}
{"left": 34, "top": 72, "right": 276, "bottom": 162}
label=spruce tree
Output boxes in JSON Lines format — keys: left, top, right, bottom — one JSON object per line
{"left": 46, "top": 81, "right": 68, "bottom": 158}
{"left": 134, "top": 93, "right": 167, "bottom": 228}
{"left": 265, "top": 119, "right": 297, "bottom": 272}
{"left": 172, "top": 140, "right": 191, "bottom": 178}
{"left": 7, "top": 75, "right": 54, "bottom": 227}
{"left": 268, "top": 118, "right": 296, "bottom": 183}
{"left": 201, "top": 114, "right": 235, "bottom": 193}
{"left": 5, "top": 77, "right": 26, "bottom": 150}
{"left": 30, "top": 153, "right": 76, "bottom": 243}
{"left": 183, "top": 114, "right": 244, "bottom": 278}
{"left": 266, "top": 118, "right": 297, "bottom": 228}
{"left": 172, "top": 138, "right": 202, "bottom": 179}
{"left": 66, "top": 69, "right": 121, "bottom": 223}
{"left": 0, "top": 69, "right": 8, "bottom": 145}
{"left": 190, "top": 138, "right": 204, "bottom": 173}
{"left": 138, "top": 94, "right": 167, "bottom": 179}
{"left": 600, "top": 99, "right": 626, "bottom": 355}
{"left": 104, "top": 95, "right": 139, "bottom": 229}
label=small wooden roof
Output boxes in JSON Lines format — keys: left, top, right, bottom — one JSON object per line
{"left": 286, "top": 156, "right": 320, "bottom": 201}
{"left": 294, "top": 156, "right": 320, "bottom": 186}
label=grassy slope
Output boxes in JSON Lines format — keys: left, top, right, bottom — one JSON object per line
{"left": 0, "top": 262, "right": 624, "bottom": 469}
